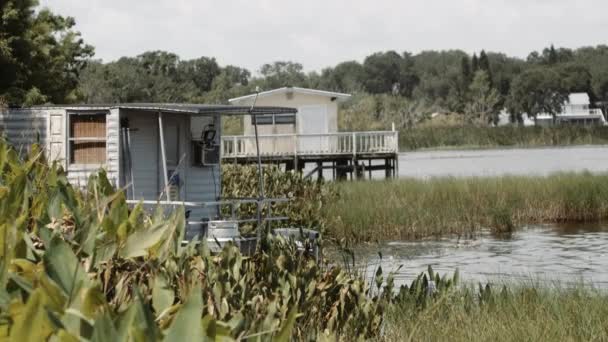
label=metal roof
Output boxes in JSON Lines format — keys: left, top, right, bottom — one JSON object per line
{"left": 229, "top": 87, "right": 351, "bottom": 103}
{"left": 28, "top": 103, "right": 297, "bottom": 116}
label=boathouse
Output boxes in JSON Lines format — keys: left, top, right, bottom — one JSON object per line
{"left": 0, "top": 104, "right": 296, "bottom": 239}
{"left": 226, "top": 87, "right": 399, "bottom": 180}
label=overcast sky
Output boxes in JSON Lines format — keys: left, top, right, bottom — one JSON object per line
{"left": 41, "top": 0, "right": 608, "bottom": 73}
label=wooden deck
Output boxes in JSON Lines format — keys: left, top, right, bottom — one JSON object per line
{"left": 221, "top": 131, "right": 399, "bottom": 180}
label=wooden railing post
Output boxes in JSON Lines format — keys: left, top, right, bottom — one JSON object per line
{"left": 352, "top": 132, "right": 356, "bottom": 157}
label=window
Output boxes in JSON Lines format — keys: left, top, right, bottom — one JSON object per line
{"left": 252, "top": 114, "right": 274, "bottom": 125}
{"left": 69, "top": 113, "right": 107, "bottom": 164}
{"left": 252, "top": 113, "right": 296, "bottom": 125}
{"left": 274, "top": 113, "right": 296, "bottom": 124}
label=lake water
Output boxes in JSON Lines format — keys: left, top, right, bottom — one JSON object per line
{"left": 327, "top": 146, "right": 608, "bottom": 287}
{"left": 399, "top": 145, "right": 608, "bottom": 178}
{"left": 331, "top": 223, "right": 608, "bottom": 288}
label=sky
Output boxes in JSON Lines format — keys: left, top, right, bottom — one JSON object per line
{"left": 40, "top": 0, "right": 608, "bottom": 73}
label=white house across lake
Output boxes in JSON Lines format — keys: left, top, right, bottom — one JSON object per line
{"left": 536, "top": 93, "right": 606, "bottom": 126}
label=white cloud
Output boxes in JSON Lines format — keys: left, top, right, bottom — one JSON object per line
{"left": 40, "top": 0, "right": 608, "bottom": 72}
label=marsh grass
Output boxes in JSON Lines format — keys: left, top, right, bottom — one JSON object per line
{"left": 325, "top": 172, "right": 608, "bottom": 242}
{"left": 383, "top": 283, "right": 608, "bottom": 341}
{"left": 400, "top": 125, "right": 608, "bottom": 150}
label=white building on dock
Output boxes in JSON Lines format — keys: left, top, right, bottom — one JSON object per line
{"left": 226, "top": 87, "right": 400, "bottom": 180}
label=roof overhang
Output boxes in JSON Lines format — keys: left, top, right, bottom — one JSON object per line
{"left": 29, "top": 103, "right": 297, "bottom": 116}
{"left": 229, "top": 87, "right": 351, "bottom": 104}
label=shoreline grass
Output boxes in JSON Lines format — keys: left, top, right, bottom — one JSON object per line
{"left": 324, "top": 172, "right": 608, "bottom": 242}
{"left": 400, "top": 125, "right": 608, "bottom": 151}
{"left": 384, "top": 284, "right": 608, "bottom": 341}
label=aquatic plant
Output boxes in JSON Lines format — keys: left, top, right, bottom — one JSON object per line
{"left": 221, "top": 164, "right": 338, "bottom": 235}
{"left": 326, "top": 173, "right": 608, "bottom": 242}
{"left": 384, "top": 282, "right": 608, "bottom": 341}
{"left": 399, "top": 125, "right": 608, "bottom": 150}
{"left": 0, "top": 141, "right": 386, "bottom": 341}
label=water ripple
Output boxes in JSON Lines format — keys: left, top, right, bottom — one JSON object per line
{"left": 328, "top": 223, "right": 608, "bottom": 288}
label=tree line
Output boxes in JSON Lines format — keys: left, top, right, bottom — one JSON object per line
{"left": 3, "top": 1, "right": 608, "bottom": 130}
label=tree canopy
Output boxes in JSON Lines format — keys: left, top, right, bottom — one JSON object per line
{"left": 0, "top": 0, "right": 94, "bottom": 106}
{"left": 4, "top": 2, "right": 608, "bottom": 131}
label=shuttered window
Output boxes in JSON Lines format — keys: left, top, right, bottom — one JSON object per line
{"left": 69, "top": 113, "right": 107, "bottom": 164}
{"left": 252, "top": 113, "right": 295, "bottom": 125}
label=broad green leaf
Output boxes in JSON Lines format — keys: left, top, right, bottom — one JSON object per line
{"left": 274, "top": 306, "right": 298, "bottom": 342}
{"left": 116, "top": 290, "right": 161, "bottom": 342}
{"left": 43, "top": 237, "right": 88, "bottom": 300}
{"left": 91, "top": 313, "right": 119, "bottom": 342}
{"left": 163, "top": 285, "right": 203, "bottom": 342}
{"left": 152, "top": 274, "right": 174, "bottom": 316}
{"left": 119, "top": 222, "right": 167, "bottom": 259}
{"left": 10, "top": 289, "right": 54, "bottom": 341}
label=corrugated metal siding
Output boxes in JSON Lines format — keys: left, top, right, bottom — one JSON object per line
{"left": 126, "top": 112, "right": 159, "bottom": 199}
{"left": 185, "top": 114, "right": 221, "bottom": 239}
{"left": 184, "top": 165, "right": 220, "bottom": 240}
{"left": 0, "top": 109, "right": 49, "bottom": 154}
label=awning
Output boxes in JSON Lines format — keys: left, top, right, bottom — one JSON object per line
{"left": 31, "top": 103, "right": 298, "bottom": 116}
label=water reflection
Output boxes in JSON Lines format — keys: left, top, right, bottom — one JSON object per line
{"left": 328, "top": 223, "right": 608, "bottom": 287}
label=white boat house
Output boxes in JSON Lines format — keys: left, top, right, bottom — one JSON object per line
{"left": 0, "top": 103, "right": 297, "bottom": 240}
{"left": 226, "top": 87, "right": 400, "bottom": 180}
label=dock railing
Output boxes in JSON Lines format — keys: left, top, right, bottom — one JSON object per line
{"left": 221, "top": 131, "right": 399, "bottom": 158}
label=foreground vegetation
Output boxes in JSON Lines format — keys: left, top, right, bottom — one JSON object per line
{"left": 325, "top": 172, "right": 608, "bottom": 242}
{"left": 2, "top": 143, "right": 608, "bottom": 340}
{"left": 221, "top": 164, "right": 337, "bottom": 234}
{"left": 384, "top": 282, "right": 608, "bottom": 341}
{"left": 0, "top": 143, "right": 388, "bottom": 340}
{"left": 399, "top": 125, "right": 608, "bottom": 151}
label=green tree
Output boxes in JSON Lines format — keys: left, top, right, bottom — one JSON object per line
{"left": 507, "top": 67, "right": 568, "bottom": 124}
{"left": 478, "top": 50, "right": 493, "bottom": 86}
{"left": 465, "top": 70, "right": 500, "bottom": 125}
{"left": 557, "top": 63, "right": 593, "bottom": 95}
{"left": 460, "top": 56, "right": 472, "bottom": 87}
{"left": 221, "top": 65, "right": 250, "bottom": 86}
{"left": 471, "top": 53, "right": 479, "bottom": 72}
{"left": 324, "top": 61, "right": 365, "bottom": 93}
{"left": 178, "top": 56, "right": 222, "bottom": 92}
{"left": 0, "top": 0, "right": 94, "bottom": 105}
{"left": 258, "top": 61, "right": 307, "bottom": 89}
{"left": 527, "top": 45, "right": 574, "bottom": 65}
{"left": 362, "top": 51, "right": 418, "bottom": 97}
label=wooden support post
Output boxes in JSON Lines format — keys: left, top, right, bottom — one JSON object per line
{"left": 336, "top": 159, "right": 347, "bottom": 181}
{"left": 368, "top": 159, "right": 372, "bottom": 179}
{"left": 332, "top": 161, "right": 336, "bottom": 181}
{"left": 394, "top": 154, "right": 399, "bottom": 179}
{"left": 385, "top": 158, "right": 391, "bottom": 179}
{"left": 317, "top": 161, "right": 323, "bottom": 180}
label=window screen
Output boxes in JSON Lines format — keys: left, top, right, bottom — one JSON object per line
{"left": 69, "top": 113, "right": 107, "bottom": 164}
{"left": 252, "top": 114, "right": 296, "bottom": 125}
{"left": 252, "top": 114, "right": 274, "bottom": 125}
{"left": 274, "top": 113, "right": 296, "bottom": 124}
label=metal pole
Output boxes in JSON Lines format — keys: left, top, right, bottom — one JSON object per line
{"left": 158, "top": 112, "right": 170, "bottom": 201}
{"left": 248, "top": 90, "right": 265, "bottom": 246}
{"left": 126, "top": 127, "right": 136, "bottom": 199}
